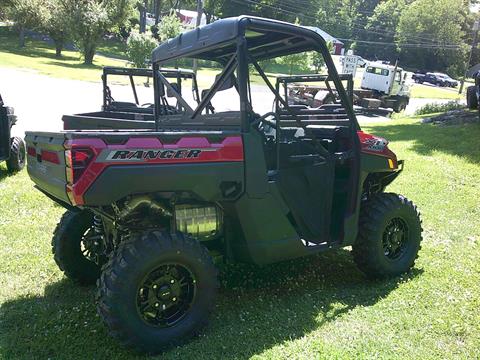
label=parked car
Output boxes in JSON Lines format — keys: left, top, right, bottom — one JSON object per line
{"left": 412, "top": 72, "right": 458, "bottom": 87}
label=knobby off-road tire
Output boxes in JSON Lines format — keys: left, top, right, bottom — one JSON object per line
{"left": 6, "top": 136, "right": 25, "bottom": 173}
{"left": 467, "top": 86, "right": 478, "bottom": 110}
{"left": 52, "top": 210, "right": 101, "bottom": 285}
{"left": 96, "top": 230, "right": 218, "bottom": 354}
{"left": 353, "top": 193, "right": 422, "bottom": 279}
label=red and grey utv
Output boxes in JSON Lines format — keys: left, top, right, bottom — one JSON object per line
{"left": 25, "top": 16, "right": 422, "bottom": 354}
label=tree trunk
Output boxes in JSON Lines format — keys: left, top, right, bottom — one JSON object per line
{"left": 55, "top": 40, "right": 63, "bottom": 58}
{"left": 83, "top": 45, "right": 96, "bottom": 65}
{"left": 154, "top": 0, "right": 161, "bottom": 25}
{"left": 19, "top": 27, "right": 25, "bottom": 47}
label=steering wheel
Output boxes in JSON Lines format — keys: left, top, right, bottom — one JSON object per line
{"left": 140, "top": 103, "right": 154, "bottom": 108}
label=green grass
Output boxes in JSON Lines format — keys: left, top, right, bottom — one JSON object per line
{"left": 1, "top": 116, "right": 480, "bottom": 359}
{"left": 410, "top": 83, "right": 464, "bottom": 100}
{"left": 0, "top": 26, "right": 130, "bottom": 82}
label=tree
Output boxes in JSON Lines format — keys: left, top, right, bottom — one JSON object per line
{"left": 42, "top": 0, "right": 69, "bottom": 57}
{"left": 7, "top": 0, "right": 47, "bottom": 47}
{"left": 355, "top": 0, "right": 409, "bottom": 61}
{"left": 64, "top": 0, "right": 133, "bottom": 65}
{"left": 126, "top": 32, "right": 158, "bottom": 67}
{"left": 396, "top": 0, "right": 469, "bottom": 76}
{"left": 158, "top": 13, "right": 182, "bottom": 42}
{"left": 309, "top": 42, "right": 333, "bottom": 73}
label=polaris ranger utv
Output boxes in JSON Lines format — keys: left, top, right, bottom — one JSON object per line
{"left": 25, "top": 16, "right": 422, "bottom": 354}
{"left": 0, "top": 93, "right": 25, "bottom": 173}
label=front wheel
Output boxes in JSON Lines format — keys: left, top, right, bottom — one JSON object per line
{"left": 467, "top": 86, "right": 478, "bottom": 110}
{"left": 6, "top": 136, "right": 25, "bottom": 173}
{"left": 353, "top": 193, "right": 422, "bottom": 279}
{"left": 96, "top": 230, "right": 218, "bottom": 354}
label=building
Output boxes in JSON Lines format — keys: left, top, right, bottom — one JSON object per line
{"left": 304, "top": 26, "right": 345, "bottom": 55}
{"left": 175, "top": 9, "right": 207, "bottom": 30}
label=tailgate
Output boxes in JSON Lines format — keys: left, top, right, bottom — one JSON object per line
{"left": 25, "top": 132, "right": 70, "bottom": 204}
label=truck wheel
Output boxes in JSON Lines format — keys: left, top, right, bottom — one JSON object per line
{"left": 6, "top": 136, "right": 25, "bottom": 173}
{"left": 467, "top": 86, "right": 478, "bottom": 110}
{"left": 96, "top": 230, "right": 218, "bottom": 354}
{"left": 52, "top": 210, "right": 101, "bottom": 285}
{"left": 352, "top": 193, "right": 422, "bottom": 279}
{"left": 393, "top": 98, "right": 407, "bottom": 113}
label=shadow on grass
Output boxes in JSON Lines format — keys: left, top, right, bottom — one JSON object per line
{"left": 364, "top": 120, "right": 480, "bottom": 164}
{"left": 0, "top": 250, "right": 422, "bottom": 359}
{"left": 0, "top": 35, "right": 79, "bottom": 62}
{"left": 0, "top": 166, "right": 9, "bottom": 182}
{"left": 45, "top": 61, "right": 102, "bottom": 71}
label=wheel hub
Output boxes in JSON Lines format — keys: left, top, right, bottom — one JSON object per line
{"left": 383, "top": 218, "right": 409, "bottom": 260}
{"left": 137, "top": 264, "right": 196, "bottom": 327}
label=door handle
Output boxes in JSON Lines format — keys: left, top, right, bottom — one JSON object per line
{"left": 289, "top": 154, "right": 326, "bottom": 164}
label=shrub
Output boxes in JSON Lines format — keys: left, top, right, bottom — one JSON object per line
{"left": 158, "top": 13, "right": 181, "bottom": 42}
{"left": 126, "top": 32, "right": 158, "bottom": 68}
{"left": 415, "top": 101, "right": 465, "bottom": 115}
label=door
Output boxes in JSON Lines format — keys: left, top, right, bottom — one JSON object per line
{"left": 276, "top": 135, "right": 336, "bottom": 244}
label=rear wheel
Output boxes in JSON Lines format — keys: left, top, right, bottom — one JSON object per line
{"left": 353, "top": 193, "right": 422, "bottom": 279}
{"left": 467, "top": 86, "right": 478, "bottom": 110}
{"left": 6, "top": 136, "right": 25, "bottom": 173}
{"left": 52, "top": 210, "right": 102, "bottom": 284}
{"left": 96, "top": 230, "right": 218, "bottom": 354}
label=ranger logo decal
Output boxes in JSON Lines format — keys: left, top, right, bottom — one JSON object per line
{"left": 105, "top": 148, "right": 213, "bottom": 161}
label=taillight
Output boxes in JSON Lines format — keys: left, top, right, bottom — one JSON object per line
{"left": 27, "top": 146, "right": 36, "bottom": 157}
{"left": 40, "top": 150, "right": 60, "bottom": 164}
{"left": 65, "top": 148, "right": 94, "bottom": 184}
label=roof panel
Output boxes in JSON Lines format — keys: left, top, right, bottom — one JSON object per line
{"left": 152, "top": 15, "right": 327, "bottom": 63}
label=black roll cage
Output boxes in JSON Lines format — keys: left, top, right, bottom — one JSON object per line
{"left": 102, "top": 66, "right": 200, "bottom": 111}
{"left": 151, "top": 16, "right": 360, "bottom": 133}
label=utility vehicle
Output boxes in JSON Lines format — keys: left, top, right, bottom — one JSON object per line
{"left": 466, "top": 71, "right": 480, "bottom": 110}
{"left": 25, "top": 16, "right": 422, "bottom": 354}
{"left": 0, "top": 93, "right": 25, "bottom": 173}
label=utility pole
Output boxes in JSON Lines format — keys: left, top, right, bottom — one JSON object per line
{"left": 139, "top": 0, "right": 148, "bottom": 33}
{"left": 193, "top": 0, "right": 203, "bottom": 75}
{"left": 459, "top": 19, "right": 480, "bottom": 94}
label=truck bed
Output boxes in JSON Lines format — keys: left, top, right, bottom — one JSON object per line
{"left": 63, "top": 111, "right": 242, "bottom": 131}
{"left": 25, "top": 127, "right": 245, "bottom": 207}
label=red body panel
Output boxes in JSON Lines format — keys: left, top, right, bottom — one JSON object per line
{"left": 357, "top": 131, "right": 397, "bottom": 163}
{"left": 65, "top": 136, "right": 244, "bottom": 205}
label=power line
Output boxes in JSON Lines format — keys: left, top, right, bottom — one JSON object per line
{"left": 232, "top": 0, "right": 464, "bottom": 49}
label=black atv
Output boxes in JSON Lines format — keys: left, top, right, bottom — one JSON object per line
{"left": 466, "top": 71, "right": 480, "bottom": 110}
{"left": 26, "top": 16, "right": 423, "bottom": 354}
{"left": 0, "top": 94, "right": 25, "bottom": 173}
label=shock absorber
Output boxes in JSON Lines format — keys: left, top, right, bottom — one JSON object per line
{"left": 93, "top": 215, "right": 104, "bottom": 237}
{"left": 92, "top": 214, "right": 109, "bottom": 260}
